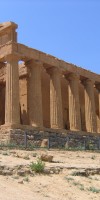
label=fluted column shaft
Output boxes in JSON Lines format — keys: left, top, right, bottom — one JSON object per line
{"left": 47, "top": 67, "right": 63, "bottom": 129}
{"left": 83, "top": 79, "right": 97, "bottom": 133}
{"left": 27, "top": 60, "right": 43, "bottom": 127}
{"left": 98, "top": 89, "right": 100, "bottom": 133}
{"left": 95, "top": 84, "right": 100, "bottom": 133}
{"left": 5, "top": 55, "right": 20, "bottom": 124}
{"left": 98, "top": 90, "right": 100, "bottom": 119}
{"left": 68, "top": 74, "right": 81, "bottom": 131}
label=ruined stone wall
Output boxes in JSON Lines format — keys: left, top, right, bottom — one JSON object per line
{"left": 9, "top": 128, "right": 100, "bottom": 150}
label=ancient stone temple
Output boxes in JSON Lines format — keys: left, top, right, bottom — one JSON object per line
{"left": 0, "top": 22, "right": 100, "bottom": 146}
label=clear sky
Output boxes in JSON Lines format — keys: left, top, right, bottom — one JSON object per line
{"left": 1, "top": 0, "right": 100, "bottom": 74}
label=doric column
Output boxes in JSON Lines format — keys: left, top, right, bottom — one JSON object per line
{"left": 5, "top": 55, "right": 20, "bottom": 125}
{"left": 98, "top": 87, "right": 100, "bottom": 133}
{"left": 95, "top": 84, "right": 100, "bottom": 118}
{"left": 97, "top": 85, "right": 100, "bottom": 119}
{"left": 67, "top": 73, "right": 81, "bottom": 131}
{"left": 83, "top": 79, "right": 97, "bottom": 133}
{"left": 98, "top": 91, "right": 100, "bottom": 119}
{"left": 47, "top": 67, "right": 63, "bottom": 129}
{"left": 95, "top": 83, "right": 100, "bottom": 133}
{"left": 26, "top": 60, "right": 43, "bottom": 127}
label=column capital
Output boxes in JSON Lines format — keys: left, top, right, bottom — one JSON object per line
{"left": 66, "top": 73, "right": 80, "bottom": 82}
{"left": 82, "top": 78, "right": 94, "bottom": 87}
{"left": 25, "top": 59, "right": 43, "bottom": 68}
{"left": 46, "top": 66, "right": 62, "bottom": 76}
{"left": 5, "top": 54, "right": 20, "bottom": 62}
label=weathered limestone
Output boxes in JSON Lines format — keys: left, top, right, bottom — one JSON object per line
{"left": 0, "top": 22, "right": 17, "bottom": 46}
{"left": 95, "top": 84, "right": 100, "bottom": 118}
{"left": 26, "top": 60, "right": 43, "bottom": 127}
{"left": 5, "top": 55, "right": 20, "bottom": 125}
{"left": 83, "top": 79, "right": 97, "bottom": 133}
{"left": 98, "top": 90, "right": 100, "bottom": 133}
{"left": 47, "top": 67, "right": 63, "bottom": 129}
{"left": 0, "top": 21, "right": 100, "bottom": 144}
{"left": 67, "top": 73, "right": 81, "bottom": 131}
{"left": 95, "top": 84, "right": 100, "bottom": 133}
{"left": 97, "top": 86, "right": 100, "bottom": 119}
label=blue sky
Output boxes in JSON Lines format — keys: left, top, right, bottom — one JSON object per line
{"left": 1, "top": 0, "right": 100, "bottom": 74}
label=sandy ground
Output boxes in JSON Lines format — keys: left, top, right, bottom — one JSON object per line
{"left": 0, "top": 149, "right": 100, "bottom": 200}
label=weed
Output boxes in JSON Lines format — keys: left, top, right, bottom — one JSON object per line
{"left": 23, "top": 176, "right": 29, "bottom": 182}
{"left": 12, "top": 175, "right": 19, "bottom": 179}
{"left": 2, "top": 151, "right": 8, "bottom": 156}
{"left": 79, "top": 185, "right": 84, "bottom": 191}
{"left": 23, "top": 155, "right": 30, "bottom": 160}
{"left": 71, "top": 170, "right": 87, "bottom": 177}
{"left": 73, "top": 181, "right": 84, "bottom": 190}
{"left": 71, "top": 171, "right": 78, "bottom": 176}
{"left": 88, "top": 186, "right": 100, "bottom": 193}
{"left": 64, "top": 177, "right": 74, "bottom": 181}
{"left": 30, "top": 159, "right": 45, "bottom": 173}
{"left": 73, "top": 181, "right": 80, "bottom": 186}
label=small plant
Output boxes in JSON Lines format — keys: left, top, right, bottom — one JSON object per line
{"left": 71, "top": 171, "right": 78, "bottom": 176}
{"left": 23, "top": 155, "right": 30, "bottom": 160}
{"left": 12, "top": 175, "right": 19, "bottom": 179}
{"left": 71, "top": 170, "right": 87, "bottom": 177}
{"left": 88, "top": 186, "right": 100, "bottom": 193}
{"left": 79, "top": 185, "right": 84, "bottom": 191}
{"left": 73, "top": 181, "right": 80, "bottom": 186}
{"left": 2, "top": 151, "right": 9, "bottom": 156}
{"left": 30, "top": 159, "right": 45, "bottom": 173}
{"left": 64, "top": 176, "right": 74, "bottom": 181}
{"left": 23, "top": 176, "right": 29, "bottom": 182}
{"left": 73, "top": 181, "right": 84, "bottom": 190}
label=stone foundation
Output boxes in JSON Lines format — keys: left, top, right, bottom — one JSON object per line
{"left": 0, "top": 126, "right": 100, "bottom": 150}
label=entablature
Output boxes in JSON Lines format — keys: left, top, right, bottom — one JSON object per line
{"left": 0, "top": 41, "right": 100, "bottom": 83}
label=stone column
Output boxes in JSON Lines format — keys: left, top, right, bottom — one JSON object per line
{"left": 47, "top": 67, "right": 63, "bottom": 129}
{"left": 67, "top": 73, "right": 81, "bottom": 131}
{"left": 27, "top": 60, "right": 43, "bottom": 127}
{"left": 5, "top": 55, "right": 20, "bottom": 125}
{"left": 83, "top": 79, "right": 97, "bottom": 133}
{"left": 98, "top": 87, "right": 100, "bottom": 133}
{"left": 98, "top": 89, "right": 100, "bottom": 133}
{"left": 95, "top": 84, "right": 100, "bottom": 133}
{"left": 95, "top": 84, "right": 100, "bottom": 119}
{"left": 98, "top": 86, "right": 100, "bottom": 119}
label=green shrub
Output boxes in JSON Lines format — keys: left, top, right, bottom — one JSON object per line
{"left": 88, "top": 186, "right": 100, "bottom": 193}
{"left": 30, "top": 159, "right": 45, "bottom": 173}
